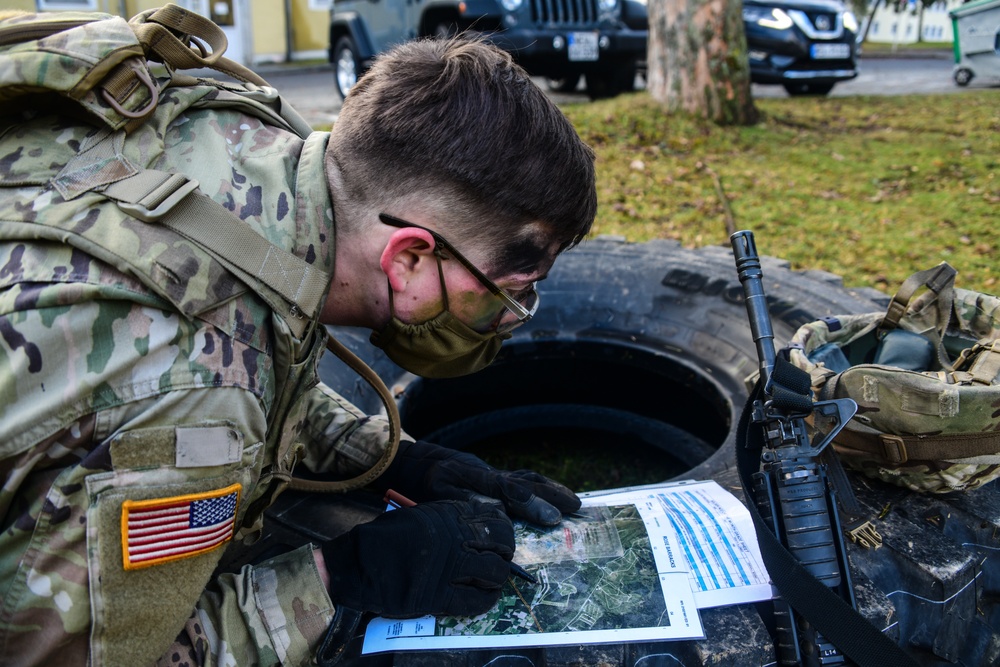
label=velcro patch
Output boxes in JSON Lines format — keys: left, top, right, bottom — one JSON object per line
{"left": 121, "top": 483, "right": 241, "bottom": 570}
{"left": 901, "top": 386, "right": 960, "bottom": 417}
{"left": 175, "top": 426, "right": 242, "bottom": 468}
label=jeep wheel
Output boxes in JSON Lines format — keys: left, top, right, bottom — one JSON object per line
{"left": 431, "top": 22, "right": 458, "bottom": 39}
{"left": 546, "top": 74, "right": 582, "bottom": 93}
{"left": 332, "top": 35, "right": 361, "bottom": 100}
{"left": 954, "top": 67, "right": 974, "bottom": 87}
{"left": 783, "top": 81, "right": 836, "bottom": 96}
{"left": 585, "top": 62, "right": 638, "bottom": 100}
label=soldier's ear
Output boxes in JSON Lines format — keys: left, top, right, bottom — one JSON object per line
{"left": 379, "top": 227, "right": 437, "bottom": 292}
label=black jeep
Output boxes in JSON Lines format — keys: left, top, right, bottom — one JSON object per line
{"left": 328, "top": 0, "right": 647, "bottom": 100}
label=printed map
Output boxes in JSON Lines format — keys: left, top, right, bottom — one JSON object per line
{"left": 361, "top": 480, "right": 770, "bottom": 653}
{"left": 437, "top": 505, "right": 668, "bottom": 636}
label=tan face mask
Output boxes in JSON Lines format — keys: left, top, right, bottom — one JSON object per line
{"left": 369, "top": 258, "right": 512, "bottom": 379}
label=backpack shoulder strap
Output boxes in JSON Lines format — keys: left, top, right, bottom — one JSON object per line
{"left": 101, "top": 165, "right": 329, "bottom": 339}
{"left": 880, "top": 263, "right": 957, "bottom": 371}
{"left": 0, "top": 4, "right": 311, "bottom": 137}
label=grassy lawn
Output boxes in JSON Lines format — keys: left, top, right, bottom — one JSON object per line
{"left": 860, "top": 40, "right": 953, "bottom": 53}
{"left": 561, "top": 90, "right": 999, "bottom": 296}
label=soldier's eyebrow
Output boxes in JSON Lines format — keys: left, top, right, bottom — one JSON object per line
{"left": 492, "top": 237, "right": 551, "bottom": 278}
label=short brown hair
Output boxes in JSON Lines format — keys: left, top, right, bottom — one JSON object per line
{"left": 326, "top": 36, "right": 596, "bottom": 274}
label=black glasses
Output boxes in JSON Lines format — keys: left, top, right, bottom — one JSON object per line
{"left": 379, "top": 213, "right": 539, "bottom": 333}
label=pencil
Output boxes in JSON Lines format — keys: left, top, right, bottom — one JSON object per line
{"left": 508, "top": 560, "right": 538, "bottom": 585}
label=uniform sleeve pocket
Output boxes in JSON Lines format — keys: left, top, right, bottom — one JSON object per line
{"left": 85, "top": 424, "right": 262, "bottom": 666}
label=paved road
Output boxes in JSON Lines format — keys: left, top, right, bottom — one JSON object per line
{"left": 263, "top": 55, "right": 997, "bottom": 129}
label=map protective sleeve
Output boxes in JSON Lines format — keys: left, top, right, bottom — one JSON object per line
{"left": 361, "top": 480, "right": 772, "bottom": 654}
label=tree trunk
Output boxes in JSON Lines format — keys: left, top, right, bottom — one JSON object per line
{"left": 860, "top": 0, "right": 883, "bottom": 45}
{"left": 647, "top": 0, "right": 759, "bottom": 125}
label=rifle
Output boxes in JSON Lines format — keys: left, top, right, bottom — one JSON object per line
{"left": 730, "top": 230, "right": 860, "bottom": 666}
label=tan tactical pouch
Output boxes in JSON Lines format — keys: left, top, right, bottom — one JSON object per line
{"left": 787, "top": 263, "right": 1000, "bottom": 493}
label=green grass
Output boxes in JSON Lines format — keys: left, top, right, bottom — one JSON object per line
{"left": 497, "top": 89, "right": 998, "bottom": 490}
{"left": 860, "top": 40, "right": 953, "bottom": 53}
{"left": 561, "top": 91, "right": 999, "bottom": 296}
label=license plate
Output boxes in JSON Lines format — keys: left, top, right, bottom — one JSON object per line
{"left": 568, "top": 32, "right": 599, "bottom": 62}
{"left": 810, "top": 43, "right": 850, "bottom": 59}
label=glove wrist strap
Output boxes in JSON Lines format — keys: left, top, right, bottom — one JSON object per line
{"left": 316, "top": 604, "right": 364, "bottom": 666}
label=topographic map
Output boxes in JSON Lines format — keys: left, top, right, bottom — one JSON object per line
{"left": 438, "top": 505, "right": 668, "bottom": 637}
{"left": 362, "top": 480, "right": 770, "bottom": 653}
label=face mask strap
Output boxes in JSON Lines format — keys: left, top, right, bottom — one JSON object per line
{"left": 434, "top": 253, "right": 450, "bottom": 311}
{"left": 386, "top": 253, "right": 450, "bottom": 318}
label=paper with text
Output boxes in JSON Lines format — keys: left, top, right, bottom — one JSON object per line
{"left": 361, "top": 480, "right": 771, "bottom": 653}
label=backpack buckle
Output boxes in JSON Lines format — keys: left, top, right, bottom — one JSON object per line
{"left": 117, "top": 174, "right": 200, "bottom": 222}
{"left": 880, "top": 434, "right": 908, "bottom": 464}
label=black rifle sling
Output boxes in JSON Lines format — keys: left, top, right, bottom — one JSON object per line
{"left": 737, "top": 379, "right": 917, "bottom": 667}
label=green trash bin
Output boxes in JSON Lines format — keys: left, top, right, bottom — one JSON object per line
{"left": 949, "top": 0, "right": 1000, "bottom": 86}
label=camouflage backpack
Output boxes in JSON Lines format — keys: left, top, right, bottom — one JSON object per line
{"left": 0, "top": 4, "right": 403, "bottom": 492}
{"left": 0, "top": 4, "right": 328, "bottom": 337}
{"left": 787, "top": 263, "right": 1000, "bottom": 493}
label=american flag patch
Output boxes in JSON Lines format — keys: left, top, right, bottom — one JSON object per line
{"left": 121, "top": 483, "right": 241, "bottom": 570}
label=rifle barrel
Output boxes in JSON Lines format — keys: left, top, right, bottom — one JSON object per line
{"left": 730, "top": 230, "right": 776, "bottom": 391}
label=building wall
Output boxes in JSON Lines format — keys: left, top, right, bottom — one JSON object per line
{"left": 866, "top": 0, "right": 961, "bottom": 44}
{"left": 250, "top": 0, "right": 288, "bottom": 63}
{"left": 17, "top": 0, "right": 324, "bottom": 65}
{"left": 291, "top": 0, "right": 330, "bottom": 59}
{"left": 6, "top": 0, "right": 40, "bottom": 11}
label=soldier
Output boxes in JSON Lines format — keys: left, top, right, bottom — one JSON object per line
{"left": 0, "top": 26, "right": 596, "bottom": 667}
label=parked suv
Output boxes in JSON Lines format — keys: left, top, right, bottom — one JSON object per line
{"left": 328, "top": 0, "right": 647, "bottom": 100}
{"left": 743, "top": 0, "right": 859, "bottom": 96}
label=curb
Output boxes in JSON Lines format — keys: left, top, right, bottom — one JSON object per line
{"left": 253, "top": 61, "right": 333, "bottom": 77}
{"left": 246, "top": 51, "right": 954, "bottom": 77}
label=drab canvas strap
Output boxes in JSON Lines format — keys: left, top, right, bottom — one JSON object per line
{"left": 737, "top": 381, "right": 917, "bottom": 667}
{"left": 879, "top": 262, "right": 957, "bottom": 372}
{"left": 130, "top": 4, "right": 268, "bottom": 87}
{"left": 101, "top": 166, "right": 329, "bottom": 339}
{"left": 288, "top": 332, "right": 403, "bottom": 494}
{"left": 961, "top": 338, "right": 1000, "bottom": 385}
{"left": 833, "top": 419, "right": 1000, "bottom": 465}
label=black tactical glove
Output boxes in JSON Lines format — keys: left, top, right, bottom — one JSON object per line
{"left": 321, "top": 499, "right": 515, "bottom": 618}
{"left": 373, "top": 440, "right": 582, "bottom": 526}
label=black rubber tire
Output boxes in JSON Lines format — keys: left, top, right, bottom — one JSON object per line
{"left": 316, "top": 237, "right": 1000, "bottom": 667}
{"left": 954, "top": 67, "right": 974, "bottom": 87}
{"left": 783, "top": 81, "right": 836, "bottom": 96}
{"left": 332, "top": 35, "right": 361, "bottom": 100}
{"left": 323, "top": 236, "right": 890, "bottom": 483}
{"left": 585, "top": 61, "right": 638, "bottom": 100}
{"left": 545, "top": 74, "right": 582, "bottom": 94}
{"left": 425, "top": 403, "right": 716, "bottom": 469}
{"left": 431, "top": 22, "right": 457, "bottom": 39}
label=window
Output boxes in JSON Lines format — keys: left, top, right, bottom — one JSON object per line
{"left": 37, "top": 0, "right": 97, "bottom": 9}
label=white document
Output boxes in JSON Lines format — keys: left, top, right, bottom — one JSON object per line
{"left": 586, "top": 480, "right": 774, "bottom": 609}
{"left": 361, "top": 479, "right": 771, "bottom": 654}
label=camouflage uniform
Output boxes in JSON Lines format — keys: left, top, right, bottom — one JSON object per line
{"left": 0, "top": 82, "right": 393, "bottom": 664}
